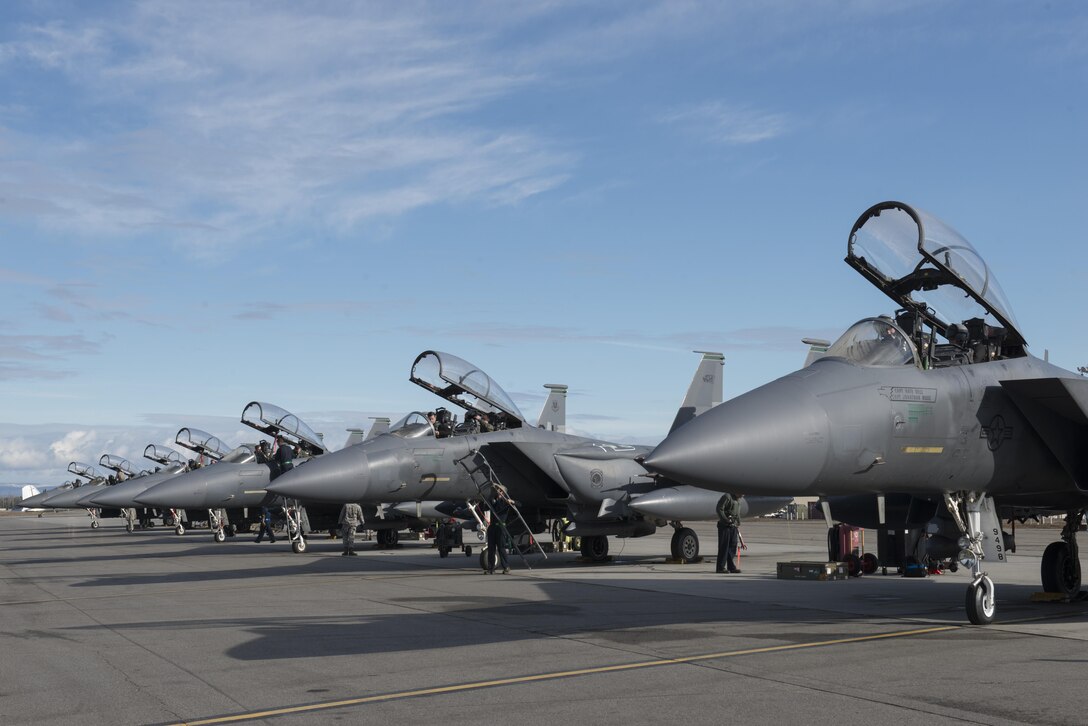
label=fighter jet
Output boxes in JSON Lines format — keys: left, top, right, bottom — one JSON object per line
{"left": 134, "top": 403, "right": 343, "bottom": 550}
{"left": 266, "top": 349, "right": 789, "bottom": 563}
{"left": 644, "top": 200, "right": 1088, "bottom": 624}
{"left": 84, "top": 446, "right": 191, "bottom": 532}
{"left": 28, "top": 462, "right": 112, "bottom": 527}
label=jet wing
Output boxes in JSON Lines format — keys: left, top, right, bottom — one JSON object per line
{"left": 1000, "top": 377, "right": 1088, "bottom": 490}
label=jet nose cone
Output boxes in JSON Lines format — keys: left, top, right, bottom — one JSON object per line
{"left": 135, "top": 473, "right": 207, "bottom": 508}
{"left": 266, "top": 448, "right": 370, "bottom": 503}
{"left": 644, "top": 375, "right": 830, "bottom": 496}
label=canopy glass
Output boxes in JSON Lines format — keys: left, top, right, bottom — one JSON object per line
{"left": 409, "top": 351, "right": 525, "bottom": 424}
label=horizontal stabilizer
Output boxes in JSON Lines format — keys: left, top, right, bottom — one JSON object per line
{"left": 1000, "top": 377, "right": 1088, "bottom": 489}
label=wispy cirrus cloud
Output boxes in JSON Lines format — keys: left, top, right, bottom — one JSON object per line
{"left": 0, "top": 333, "right": 101, "bottom": 380}
{"left": 0, "top": 3, "right": 580, "bottom": 258}
{"left": 659, "top": 101, "right": 790, "bottom": 145}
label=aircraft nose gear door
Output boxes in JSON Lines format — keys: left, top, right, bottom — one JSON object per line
{"left": 944, "top": 492, "right": 1005, "bottom": 624}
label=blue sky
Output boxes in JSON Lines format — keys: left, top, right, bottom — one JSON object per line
{"left": 1, "top": 1, "right": 1086, "bottom": 486}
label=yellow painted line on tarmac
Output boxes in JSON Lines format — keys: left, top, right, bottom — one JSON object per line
{"left": 170, "top": 624, "right": 958, "bottom": 725}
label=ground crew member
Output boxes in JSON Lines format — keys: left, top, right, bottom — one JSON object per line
{"left": 339, "top": 502, "right": 364, "bottom": 556}
{"left": 254, "top": 507, "right": 276, "bottom": 543}
{"left": 715, "top": 493, "right": 744, "bottom": 574}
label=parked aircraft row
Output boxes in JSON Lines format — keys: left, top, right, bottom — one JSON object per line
{"left": 18, "top": 350, "right": 791, "bottom": 565}
{"left": 18, "top": 201, "right": 1087, "bottom": 625}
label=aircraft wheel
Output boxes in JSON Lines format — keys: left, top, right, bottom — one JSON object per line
{"left": 673, "top": 528, "right": 699, "bottom": 561}
{"left": 1041, "top": 541, "right": 1081, "bottom": 596}
{"left": 439, "top": 547, "right": 449, "bottom": 558}
{"left": 479, "top": 550, "right": 488, "bottom": 571}
{"left": 966, "top": 575, "right": 995, "bottom": 625}
{"left": 90, "top": 521, "right": 99, "bottom": 529}
{"left": 843, "top": 553, "right": 863, "bottom": 577}
{"left": 292, "top": 538, "right": 307, "bottom": 554}
{"left": 861, "top": 552, "right": 880, "bottom": 575}
{"left": 175, "top": 524, "right": 185, "bottom": 536}
{"left": 214, "top": 529, "right": 226, "bottom": 543}
{"left": 669, "top": 529, "right": 681, "bottom": 559}
{"left": 584, "top": 535, "right": 609, "bottom": 562}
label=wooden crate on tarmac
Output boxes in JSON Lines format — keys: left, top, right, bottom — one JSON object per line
{"left": 777, "top": 561, "right": 849, "bottom": 581}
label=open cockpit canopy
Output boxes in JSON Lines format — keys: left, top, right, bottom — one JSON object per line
{"left": 144, "top": 444, "right": 184, "bottom": 466}
{"left": 175, "top": 428, "right": 231, "bottom": 461}
{"left": 219, "top": 444, "right": 257, "bottom": 464}
{"left": 68, "top": 461, "right": 104, "bottom": 482}
{"left": 98, "top": 454, "right": 141, "bottom": 478}
{"left": 409, "top": 351, "right": 525, "bottom": 426}
{"left": 847, "top": 201, "right": 1025, "bottom": 354}
{"left": 241, "top": 401, "right": 325, "bottom": 456}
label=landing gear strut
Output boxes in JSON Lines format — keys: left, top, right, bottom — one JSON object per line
{"left": 1041, "top": 510, "right": 1083, "bottom": 597}
{"left": 209, "top": 509, "right": 227, "bottom": 543}
{"left": 945, "top": 491, "right": 999, "bottom": 625}
{"left": 285, "top": 500, "right": 308, "bottom": 554}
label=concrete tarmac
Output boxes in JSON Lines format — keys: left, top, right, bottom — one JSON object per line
{"left": 3, "top": 511, "right": 1088, "bottom": 725}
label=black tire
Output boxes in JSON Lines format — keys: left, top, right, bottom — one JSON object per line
{"left": 861, "top": 552, "right": 880, "bottom": 575}
{"left": 1041, "top": 541, "right": 1081, "bottom": 596}
{"left": 90, "top": 521, "right": 99, "bottom": 529}
{"left": 674, "top": 528, "right": 699, "bottom": 561}
{"left": 292, "top": 538, "right": 307, "bottom": 554}
{"left": 175, "top": 524, "right": 185, "bottom": 536}
{"left": 214, "top": 529, "right": 226, "bottom": 543}
{"left": 479, "top": 549, "right": 488, "bottom": 571}
{"left": 584, "top": 535, "right": 609, "bottom": 562}
{"left": 669, "top": 529, "right": 682, "bottom": 560}
{"left": 966, "top": 578, "right": 995, "bottom": 625}
{"left": 843, "top": 552, "right": 863, "bottom": 577}
{"left": 389, "top": 529, "right": 400, "bottom": 546}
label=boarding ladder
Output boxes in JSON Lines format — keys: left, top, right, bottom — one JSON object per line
{"left": 455, "top": 449, "right": 548, "bottom": 570}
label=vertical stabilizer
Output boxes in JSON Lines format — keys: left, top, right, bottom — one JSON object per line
{"left": 21, "top": 484, "right": 41, "bottom": 500}
{"left": 537, "top": 385, "right": 567, "bottom": 432}
{"left": 669, "top": 351, "right": 724, "bottom": 434}
{"left": 365, "top": 417, "right": 391, "bottom": 440}
{"left": 802, "top": 338, "right": 830, "bottom": 367}
{"left": 342, "top": 428, "right": 367, "bottom": 449}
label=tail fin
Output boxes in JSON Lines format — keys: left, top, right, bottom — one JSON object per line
{"left": 537, "top": 384, "right": 567, "bottom": 432}
{"left": 342, "top": 428, "right": 367, "bottom": 449}
{"left": 802, "top": 338, "right": 830, "bottom": 367}
{"left": 365, "top": 417, "right": 391, "bottom": 440}
{"left": 669, "top": 351, "right": 724, "bottom": 434}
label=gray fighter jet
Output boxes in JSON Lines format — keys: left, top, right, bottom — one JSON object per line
{"left": 134, "top": 403, "right": 345, "bottom": 549}
{"left": 644, "top": 200, "right": 1088, "bottom": 624}
{"left": 84, "top": 446, "right": 191, "bottom": 532}
{"left": 266, "top": 350, "right": 789, "bottom": 563}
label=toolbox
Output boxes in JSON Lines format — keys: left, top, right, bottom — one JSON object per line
{"left": 776, "top": 561, "right": 849, "bottom": 581}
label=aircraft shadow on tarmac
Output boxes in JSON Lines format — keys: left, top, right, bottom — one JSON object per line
{"left": 61, "top": 577, "right": 1088, "bottom": 662}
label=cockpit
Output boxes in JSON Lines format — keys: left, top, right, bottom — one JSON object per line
{"left": 408, "top": 351, "right": 527, "bottom": 430}
{"left": 824, "top": 317, "right": 921, "bottom": 367}
{"left": 175, "top": 427, "right": 231, "bottom": 463}
{"left": 144, "top": 444, "right": 184, "bottom": 467}
{"left": 845, "top": 201, "right": 1027, "bottom": 368}
{"left": 240, "top": 401, "right": 326, "bottom": 456}
{"left": 389, "top": 412, "right": 437, "bottom": 440}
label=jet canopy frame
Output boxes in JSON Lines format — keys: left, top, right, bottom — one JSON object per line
{"left": 846, "top": 201, "right": 1026, "bottom": 350}
{"left": 240, "top": 401, "right": 326, "bottom": 456}
{"left": 409, "top": 350, "right": 526, "bottom": 425}
{"left": 389, "top": 411, "right": 438, "bottom": 440}
{"left": 68, "top": 461, "right": 104, "bottom": 482}
{"left": 144, "top": 444, "right": 184, "bottom": 466}
{"left": 175, "top": 428, "right": 231, "bottom": 461}
{"left": 98, "top": 454, "right": 142, "bottom": 478}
